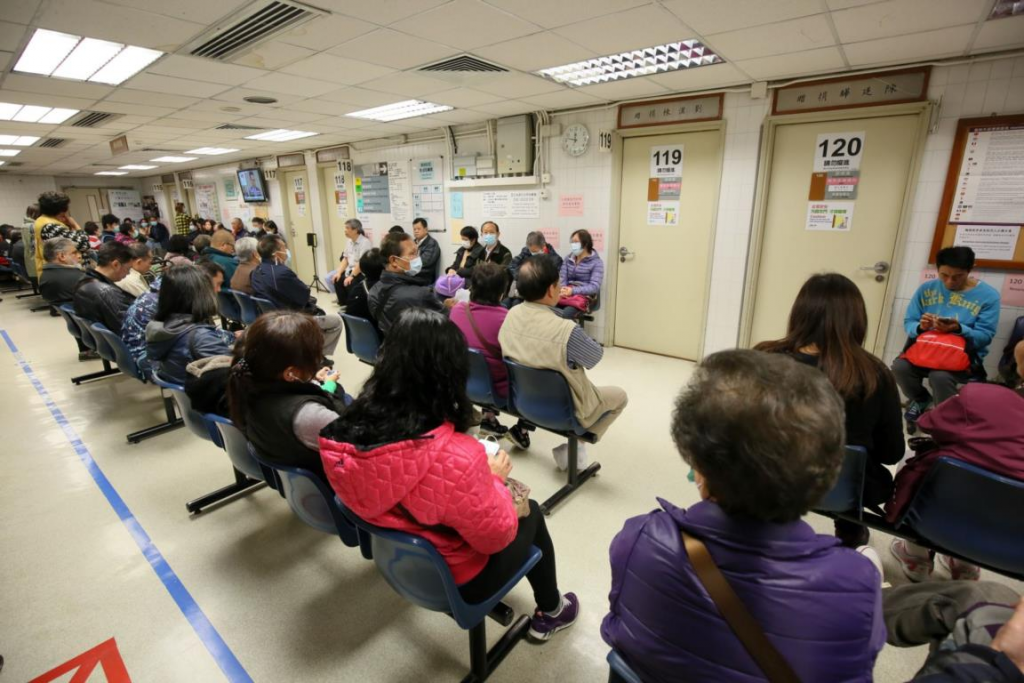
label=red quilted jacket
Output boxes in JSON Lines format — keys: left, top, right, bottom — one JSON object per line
{"left": 319, "top": 421, "right": 518, "bottom": 584}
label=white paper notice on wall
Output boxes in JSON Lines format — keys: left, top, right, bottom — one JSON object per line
{"left": 481, "top": 191, "right": 540, "bottom": 219}
{"left": 806, "top": 201, "right": 854, "bottom": 231}
{"left": 107, "top": 189, "right": 143, "bottom": 221}
{"left": 647, "top": 201, "right": 680, "bottom": 226}
{"left": 650, "top": 145, "right": 683, "bottom": 178}
{"left": 814, "top": 132, "right": 866, "bottom": 172}
{"left": 953, "top": 224, "right": 1021, "bottom": 260}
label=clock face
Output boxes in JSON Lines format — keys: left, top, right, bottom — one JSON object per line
{"left": 562, "top": 124, "right": 589, "bottom": 157}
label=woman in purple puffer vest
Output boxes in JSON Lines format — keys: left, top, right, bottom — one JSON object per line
{"left": 602, "top": 350, "right": 885, "bottom": 682}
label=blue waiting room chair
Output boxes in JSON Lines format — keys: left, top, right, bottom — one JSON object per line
{"left": 178, "top": 413, "right": 267, "bottom": 515}
{"left": 57, "top": 304, "right": 120, "bottom": 385}
{"left": 233, "top": 290, "right": 260, "bottom": 326}
{"left": 341, "top": 313, "right": 381, "bottom": 365}
{"left": 607, "top": 650, "right": 643, "bottom": 683}
{"left": 217, "top": 287, "right": 245, "bottom": 328}
{"left": 815, "top": 446, "right": 868, "bottom": 516}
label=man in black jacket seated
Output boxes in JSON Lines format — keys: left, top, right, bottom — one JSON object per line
{"left": 411, "top": 216, "right": 440, "bottom": 286}
{"left": 250, "top": 234, "right": 342, "bottom": 357}
{"left": 73, "top": 241, "right": 135, "bottom": 335}
{"left": 369, "top": 232, "right": 447, "bottom": 335}
{"left": 39, "top": 237, "right": 86, "bottom": 305}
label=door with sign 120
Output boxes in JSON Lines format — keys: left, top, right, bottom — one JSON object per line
{"left": 814, "top": 132, "right": 866, "bottom": 172}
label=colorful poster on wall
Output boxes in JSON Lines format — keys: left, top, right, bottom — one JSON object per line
{"left": 334, "top": 172, "right": 348, "bottom": 218}
{"left": 953, "top": 224, "right": 1020, "bottom": 260}
{"left": 806, "top": 201, "right": 854, "bottom": 231}
{"left": 558, "top": 194, "right": 584, "bottom": 217}
{"left": 223, "top": 178, "right": 238, "bottom": 200}
{"left": 194, "top": 183, "right": 220, "bottom": 221}
{"left": 107, "top": 189, "right": 143, "bottom": 221}
{"left": 355, "top": 162, "right": 391, "bottom": 214}
{"left": 647, "top": 201, "right": 680, "bottom": 226}
{"left": 541, "top": 228, "right": 560, "bottom": 248}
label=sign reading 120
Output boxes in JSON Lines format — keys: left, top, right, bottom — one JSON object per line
{"left": 814, "top": 132, "right": 866, "bottom": 172}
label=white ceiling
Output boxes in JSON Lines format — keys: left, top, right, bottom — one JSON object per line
{"left": 0, "top": 0, "right": 1020, "bottom": 176}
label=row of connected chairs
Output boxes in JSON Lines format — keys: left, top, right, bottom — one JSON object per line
{"left": 339, "top": 313, "right": 605, "bottom": 515}
{"left": 218, "top": 288, "right": 278, "bottom": 327}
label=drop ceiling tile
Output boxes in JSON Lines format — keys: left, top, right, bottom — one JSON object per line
{"left": 163, "top": 109, "right": 243, "bottom": 123}
{"left": 475, "top": 32, "right": 597, "bottom": 72}
{"left": 146, "top": 55, "right": 268, "bottom": 86}
{"left": 575, "top": 78, "right": 671, "bottom": 100}
{"left": 390, "top": 0, "right": 541, "bottom": 51}
{"left": 470, "top": 100, "right": 538, "bottom": 116}
{"left": 279, "top": 54, "right": 396, "bottom": 86}
{"left": 101, "top": 102, "right": 178, "bottom": 117}
{"left": 288, "top": 99, "right": 348, "bottom": 116}
{"left": 420, "top": 109, "right": 491, "bottom": 124}
{"left": 519, "top": 89, "right": 604, "bottom": 109}
{"left": 328, "top": 29, "right": 459, "bottom": 71}
{"left": 972, "top": 15, "right": 1024, "bottom": 51}
{"left": 244, "top": 72, "right": 339, "bottom": 97}
{"left": 734, "top": 46, "right": 847, "bottom": 80}
{"left": 826, "top": 0, "right": 888, "bottom": 7}
{"left": 35, "top": 0, "right": 206, "bottom": 51}
{"left": 3, "top": 0, "right": 43, "bottom": 25}
{"left": 833, "top": 0, "right": 990, "bottom": 43}
{"left": 360, "top": 71, "right": 457, "bottom": 98}
{"left": 308, "top": 0, "right": 450, "bottom": 26}
{"left": 705, "top": 14, "right": 836, "bottom": 60}
{"left": 484, "top": 0, "right": 648, "bottom": 29}
{"left": 647, "top": 62, "right": 749, "bottom": 91}
{"left": 661, "top": 0, "right": 824, "bottom": 36}
{"left": 554, "top": 5, "right": 695, "bottom": 56}
{"left": 2, "top": 73, "right": 114, "bottom": 100}
{"left": 311, "top": 117, "right": 374, "bottom": 130}
{"left": 473, "top": 73, "right": 566, "bottom": 98}
{"left": 257, "top": 108, "right": 325, "bottom": 124}
{"left": 275, "top": 13, "right": 377, "bottom": 52}
{"left": 232, "top": 41, "right": 317, "bottom": 71}
{"left": 0, "top": 21, "right": 25, "bottom": 52}
{"left": 212, "top": 87, "right": 305, "bottom": 107}
{"left": 103, "top": 90, "right": 200, "bottom": 108}
{"left": 843, "top": 24, "right": 974, "bottom": 66}
{"left": 0, "top": 91, "right": 98, "bottom": 110}
{"left": 123, "top": 73, "right": 231, "bottom": 98}
{"left": 151, "top": 117, "right": 212, "bottom": 130}
{"left": 100, "top": 0, "right": 249, "bottom": 24}
{"left": 0, "top": 50, "right": 11, "bottom": 71}
{"left": 430, "top": 88, "right": 505, "bottom": 108}
{"left": 187, "top": 100, "right": 265, "bottom": 115}
{"left": 317, "top": 87, "right": 405, "bottom": 106}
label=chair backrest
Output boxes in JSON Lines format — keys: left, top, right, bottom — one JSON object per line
{"left": 815, "top": 446, "right": 867, "bottom": 514}
{"left": 57, "top": 304, "right": 83, "bottom": 342}
{"left": 233, "top": 290, "right": 259, "bottom": 326}
{"left": 217, "top": 288, "right": 244, "bottom": 326}
{"left": 251, "top": 296, "right": 277, "bottom": 315}
{"left": 87, "top": 322, "right": 118, "bottom": 363}
{"left": 204, "top": 414, "right": 265, "bottom": 481}
{"left": 466, "top": 348, "right": 506, "bottom": 410}
{"left": 901, "top": 456, "right": 1024, "bottom": 576}
{"left": 91, "top": 323, "right": 144, "bottom": 381}
{"left": 68, "top": 311, "right": 100, "bottom": 351}
{"left": 504, "top": 359, "right": 579, "bottom": 433}
{"left": 151, "top": 373, "right": 222, "bottom": 446}
{"left": 341, "top": 313, "right": 381, "bottom": 365}
{"left": 607, "top": 651, "right": 643, "bottom": 683}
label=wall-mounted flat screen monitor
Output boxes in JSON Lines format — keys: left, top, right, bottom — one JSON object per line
{"left": 237, "top": 168, "right": 269, "bottom": 203}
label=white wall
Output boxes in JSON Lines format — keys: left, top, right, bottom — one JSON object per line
{"left": 0, "top": 173, "right": 142, "bottom": 227}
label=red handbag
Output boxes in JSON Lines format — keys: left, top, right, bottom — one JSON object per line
{"left": 902, "top": 331, "right": 970, "bottom": 372}
{"left": 558, "top": 294, "right": 591, "bottom": 312}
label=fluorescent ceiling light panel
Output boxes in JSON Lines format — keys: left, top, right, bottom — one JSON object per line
{"left": 0, "top": 161, "right": 5, "bottom": 167}
{"left": 119, "top": 164, "right": 157, "bottom": 170}
{"left": 345, "top": 100, "right": 454, "bottom": 122}
{"left": 536, "top": 40, "right": 722, "bottom": 87}
{"left": 13, "top": 29, "right": 163, "bottom": 85}
{"left": 151, "top": 156, "right": 197, "bottom": 162}
{"left": 244, "top": 129, "right": 319, "bottom": 142}
{"left": 187, "top": 147, "right": 239, "bottom": 155}
{"left": 39, "top": 108, "right": 79, "bottom": 124}
{"left": 95, "top": 171, "right": 127, "bottom": 175}
{"left": 13, "top": 105, "right": 50, "bottom": 123}
{"left": 0, "top": 103, "right": 22, "bottom": 119}
{"left": 0, "top": 102, "right": 79, "bottom": 124}
{"left": 0, "top": 135, "right": 40, "bottom": 146}
{"left": 0, "top": 149, "right": 21, "bottom": 157}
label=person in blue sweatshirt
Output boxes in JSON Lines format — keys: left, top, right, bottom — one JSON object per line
{"left": 893, "top": 246, "right": 1000, "bottom": 427}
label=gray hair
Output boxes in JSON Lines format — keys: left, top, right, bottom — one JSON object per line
{"left": 345, "top": 218, "right": 364, "bottom": 235}
{"left": 128, "top": 242, "right": 151, "bottom": 260}
{"left": 525, "top": 231, "right": 547, "bottom": 249}
{"left": 671, "top": 349, "right": 846, "bottom": 523}
{"left": 235, "top": 236, "right": 259, "bottom": 262}
{"left": 42, "top": 237, "right": 76, "bottom": 263}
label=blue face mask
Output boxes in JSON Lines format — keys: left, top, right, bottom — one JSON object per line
{"left": 481, "top": 233, "right": 497, "bottom": 247}
{"left": 570, "top": 242, "right": 582, "bottom": 254}
{"left": 404, "top": 256, "right": 423, "bottom": 277}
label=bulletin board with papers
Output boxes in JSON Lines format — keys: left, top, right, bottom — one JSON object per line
{"left": 930, "top": 114, "right": 1024, "bottom": 270}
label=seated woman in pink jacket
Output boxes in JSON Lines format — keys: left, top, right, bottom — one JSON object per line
{"left": 319, "top": 308, "right": 578, "bottom": 642}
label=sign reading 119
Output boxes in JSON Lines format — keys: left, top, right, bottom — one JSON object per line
{"left": 814, "top": 132, "right": 866, "bottom": 172}
{"left": 653, "top": 148, "right": 682, "bottom": 166}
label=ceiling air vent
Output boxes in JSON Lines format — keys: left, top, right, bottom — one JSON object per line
{"left": 71, "top": 111, "right": 120, "bottom": 128}
{"left": 216, "top": 124, "right": 264, "bottom": 131}
{"left": 185, "top": 1, "right": 325, "bottom": 62}
{"left": 420, "top": 55, "right": 508, "bottom": 73}
{"left": 39, "top": 138, "right": 66, "bottom": 148}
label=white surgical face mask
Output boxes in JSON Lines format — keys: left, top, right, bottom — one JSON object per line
{"left": 461, "top": 239, "right": 471, "bottom": 249}
{"left": 481, "top": 233, "right": 497, "bottom": 246}
{"left": 570, "top": 242, "right": 582, "bottom": 254}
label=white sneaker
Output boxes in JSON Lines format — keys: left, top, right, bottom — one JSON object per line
{"left": 552, "top": 443, "right": 588, "bottom": 471}
{"left": 856, "top": 545, "right": 886, "bottom": 587}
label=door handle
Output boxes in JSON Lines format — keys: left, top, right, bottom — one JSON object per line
{"left": 619, "top": 246, "right": 635, "bottom": 263}
{"left": 859, "top": 261, "right": 890, "bottom": 274}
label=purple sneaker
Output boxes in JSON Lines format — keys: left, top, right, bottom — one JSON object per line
{"left": 529, "top": 592, "right": 579, "bottom": 642}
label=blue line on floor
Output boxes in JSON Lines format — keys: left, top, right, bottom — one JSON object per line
{"left": 1, "top": 329, "right": 253, "bottom": 683}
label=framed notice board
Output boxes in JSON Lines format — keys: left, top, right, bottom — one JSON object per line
{"left": 930, "top": 114, "right": 1024, "bottom": 270}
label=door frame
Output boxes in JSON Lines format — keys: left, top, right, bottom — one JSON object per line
{"left": 606, "top": 120, "right": 726, "bottom": 355}
{"left": 738, "top": 101, "right": 933, "bottom": 356}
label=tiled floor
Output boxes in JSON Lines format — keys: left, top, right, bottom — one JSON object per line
{"left": 0, "top": 292, "right": 1019, "bottom": 682}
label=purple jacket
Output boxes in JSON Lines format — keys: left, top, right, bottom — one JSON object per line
{"left": 450, "top": 301, "right": 509, "bottom": 397}
{"left": 602, "top": 499, "right": 885, "bottom": 683}
{"left": 560, "top": 252, "right": 604, "bottom": 297}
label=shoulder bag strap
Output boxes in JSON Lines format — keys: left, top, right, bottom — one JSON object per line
{"left": 682, "top": 531, "right": 801, "bottom": 683}
{"left": 463, "top": 303, "right": 503, "bottom": 358}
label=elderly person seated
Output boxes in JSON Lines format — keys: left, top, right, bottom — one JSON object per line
{"left": 39, "top": 237, "right": 85, "bottom": 305}
{"left": 202, "top": 229, "right": 239, "bottom": 282}
{"left": 601, "top": 350, "right": 884, "bottom": 683}
{"left": 230, "top": 236, "right": 259, "bottom": 294}
{"left": 115, "top": 242, "right": 154, "bottom": 298}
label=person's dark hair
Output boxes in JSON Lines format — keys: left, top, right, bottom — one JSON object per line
{"left": 128, "top": 242, "right": 151, "bottom": 261}
{"left": 83, "top": 221, "right": 99, "bottom": 236}
{"left": 754, "top": 273, "right": 885, "bottom": 398}
{"left": 345, "top": 218, "right": 365, "bottom": 235}
{"left": 194, "top": 258, "right": 225, "bottom": 282}
{"left": 167, "top": 234, "right": 190, "bottom": 256}
{"left": 257, "top": 234, "right": 284, "bottom": 260}
{"left": 95, "top": 241, "right": 132, "bottom": 267}
{"left": 154, "top": 265, "right": 218, "bottom": 325}
{"left": 389, "top": 225, "right": 405, "bottom": 235}
{"left": 193, "top": 235, "right": 212, "bottom": 254}
{"left": 0, "top": 224, "right": 13, "bottom": 239}
{"left": 252, "top": 216, "right": 265, "bottom": 227}
{"left": 460, "top": 225, "right": 479, "bottom": 242}
{"left": 525, "top": 231, "right": 547, "bottom": 249}
{"left": 570, "top": 229, "right": 593, "bottom": 252}
{"left": 26, "top": 204, "right": 40, "bottom": 220}
{"left": 936, "top": 246, "right": 975, "bottom": 271}
{"left": 517, "top": 254, "right": 560, "bottom": 301}
{"left": 203, "top": 219, "right": 216, "bottom": 231}
{"left": 413, "top": 217, "right": 427, "bottom": 228}
{"left": 38, "top": 191, "right": 70, "bottom": 216}
{"left": 264, "top": 219, "right": 279, "bottom": 234}
{"left": 359, "top": 248, "right": 386, "bottom": 283}
{"left": 119, "top": 222, "right": 133, "bottom": 235}
{"left": 101, "top": 213, "right": 120, "bottom": 229}
{"left": 321, "top": 308, "right": 473, "bottom": 445}
{"left": 672, "top": 349, "right": 845, "bottom": 523}
{"left": 481, "top": 220, "right": 499, "bottom": 233}
{"left": 469, "top": 262, "right": 507, "bottom": 306}
{"left": 228, "top": 311, "right": 325, "bottom": 429}
{"left": 380, "top": 232, "right": 411, "bottom": 261}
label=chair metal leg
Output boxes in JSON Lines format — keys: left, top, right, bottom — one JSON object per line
{"left": 29, "top": 302, "right": 51, "bottom": 312}
{"left": 461, "top": 615, "right": 532, "bottom": 683}
{"left": 126, "top": 391, "right": 185, "bottom": 443}
{"left": 71, "top": 359, "right": 120, "bottom": 385}
{"left": 186, "top": 467, "right": 265, "bottom": 515}
{"left": 541, "top": 436, "right": 601, "bottom": 515}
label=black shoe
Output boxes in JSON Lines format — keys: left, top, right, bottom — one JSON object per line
{"left": 480, "top": 416, "right": 508, "bottom": 436}
{"left": 834, "top": 520, "right": 870, "bottom": 548}
{"left": 508, "top": 424, "right": 531, "bottom": 450}
{"left": 78, "top": 350, "right": 100, "bottom": 361}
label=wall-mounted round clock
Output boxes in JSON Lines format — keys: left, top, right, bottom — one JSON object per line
{"left": 562, "top": 123, "right": 590, "bottom": 157}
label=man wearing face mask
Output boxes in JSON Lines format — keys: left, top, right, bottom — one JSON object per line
{"left": 478, "top": 221, "right": 513, "bottom": 268}
{"left": 411, "top": 217, "right": 440, "bottom": 286}
{"left": 251, "top": 234, "right": 343, "bottom": 357}
{"left": 447, "top": 225, "right": 486, "bottom": 278}
{"left": 369, "top": 232, "right": 447, "bottom": 335}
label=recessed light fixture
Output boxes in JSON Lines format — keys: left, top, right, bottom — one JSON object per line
{"left": 95, "top": 170, "right": 128, "bottom": 175}
{"left": 0, "top": 161, "right": 5, "bottom": 167}
{"left": 0, "top": 102, "right": 79, "bottom": 124}
{"left": 151, "top": 155, "right": 197, "bottom": 162}
{"left": 244, "top": 129, "right": 318, "bottom": 142}
{"left": 989, "top": 0, "right": 1024, "bottom": 18}
{"left": 14, "top": 28, "right": 163, "bottom": 85}
{"left": 0, "top": 135, "right": 42, "bottom": 146}
{"left": 536, "top": 40, "right": 722, "bottom": 87}
{"left": 243, "top": 96, "right": 278, "bottom": 104}
{"left": 0, "top": 149, "right": 21, "bottom": 157}
{"left": 119, "top": 164, "right": 157, "bottom": 170}
{"left": 186, "top": 147, "right": 240, "bottom": 155}
{"left": 346, "top": 100, "right": 454, "bottom": 122}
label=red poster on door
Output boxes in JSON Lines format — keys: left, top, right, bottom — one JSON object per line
{"left": 29, "top": 637, "right": 131, "bottom": 683}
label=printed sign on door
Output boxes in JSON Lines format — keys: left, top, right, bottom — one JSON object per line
{"left": 814, "top": 132, "right": 866, "bottom": 172}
